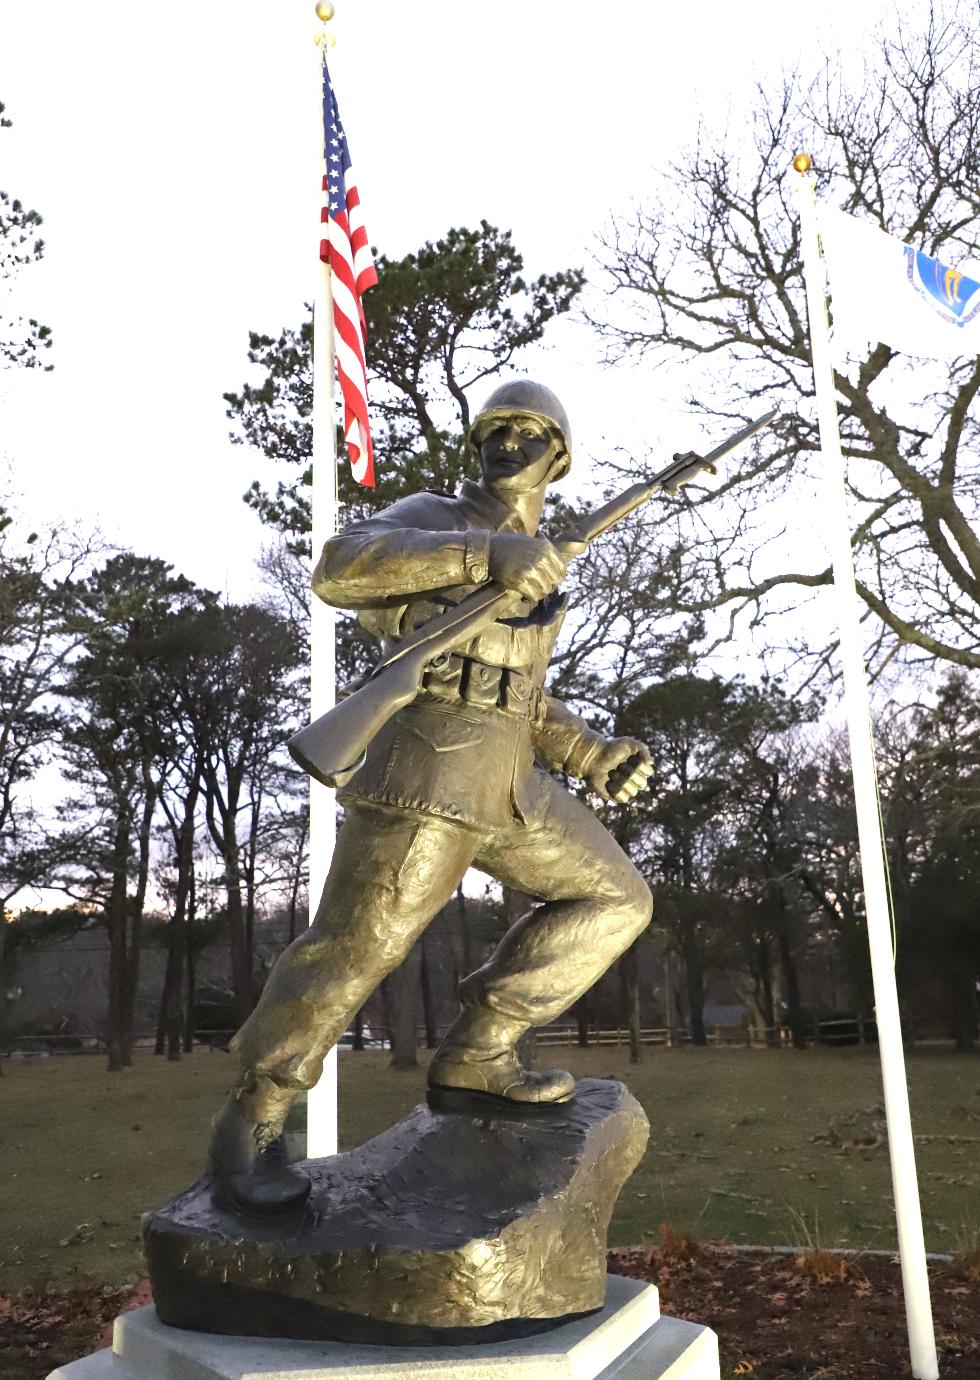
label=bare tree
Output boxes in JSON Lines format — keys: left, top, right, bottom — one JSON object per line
{"left": 0, "top": 100, "right": 52, "bottom": 371}
{"left": 593, "top": 6, "right": 980, "bottom": 678}
{"left": 180, "top": 603, "right": 305, "bottom": 1025}
{"left": 877, "top": 673, "right": 980, "bottom": 1047}
{"left": 0, "top": 515, "right": 94, "bottom": 912}
{"left": 153, "top": 736, "right": 206, "bottom": 1060}
{"left": 55, "top": 556, "right": 202, "bottom": 1069}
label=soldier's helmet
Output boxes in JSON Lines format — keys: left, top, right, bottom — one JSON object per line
{"left": 469, "top": 379, "right": 572, "bottom": 480}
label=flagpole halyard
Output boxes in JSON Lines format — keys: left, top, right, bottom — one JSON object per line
{"left": 790, "top": 156, "right": 939, "bottom": 1380}
{"left": 306, "top": 2, "right": 340, "bottom": 1160}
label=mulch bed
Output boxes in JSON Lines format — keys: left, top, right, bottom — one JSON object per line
{"left": 0, "top": 1284, "right": 133, "bottom": 1380}
{"left": 2, "top": 1246, "right": 978, "bottom": 1379}
{"left": 610, "top": 1234, "right": 980, "bottom": 1378}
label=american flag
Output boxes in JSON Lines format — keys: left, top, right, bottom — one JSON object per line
{"left": 321, "top": 61, "right": 377, "bottom": 486}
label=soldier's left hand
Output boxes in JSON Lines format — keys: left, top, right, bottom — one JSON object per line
{"left": 587, "top": 737, "right": 653, "bottom": 803}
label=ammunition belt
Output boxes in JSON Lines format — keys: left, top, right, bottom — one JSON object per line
{"left": 420, "top": 652, "right": 544, "bottom": 723}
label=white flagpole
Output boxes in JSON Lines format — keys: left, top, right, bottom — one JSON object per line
{"left": 306, "top": 5, "right": 339, "bottom": 1159}
{"left": 790, "top": 154, "right": 939, "bottom": 1380}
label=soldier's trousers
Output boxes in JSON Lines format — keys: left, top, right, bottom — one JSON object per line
{"left": 231, "top": 772, "right": 652, "bottom": 1095}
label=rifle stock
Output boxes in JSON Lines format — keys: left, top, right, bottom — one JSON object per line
{"left": 288, "top": 654, "right": 421, "bottom": 789}
{"left": 287, "top": 582, "right": 521, "bottom": 788}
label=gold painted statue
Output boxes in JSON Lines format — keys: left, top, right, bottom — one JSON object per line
{"left": 209, "top": 380, "right": 656, "bottom": 1212}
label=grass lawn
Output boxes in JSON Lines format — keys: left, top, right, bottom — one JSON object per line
{"left": 2, "top": 1044, "right": 978, "bottom": 1295}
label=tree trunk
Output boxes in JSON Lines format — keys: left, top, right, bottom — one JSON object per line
{"left": 456, "top": 884, "right": 472, "bottom": 977}
{"left": 206, "top": 774, "right": 252, "bottom": 1026}
{"left": 775, "top": 910, "right": 807, "bottom": 1050}
{"left": 106, "top": 925, "right": 127, "bottom": 1071}
{"left": 677, "top": 811, "right": 707, "bottom": 1045}
{"left": 159, "top": 769, "right": 202, "bottom": 1061}
{"left": 225, "top": 853, "right": 251, "bottom": 1026}
{"left": 0, "top": 919, "right": 9, "bottom": 1074}
{"left": 165, "top": 921, "right": 185, "bottom": 1061}
{"left": 243, "top": 785, "right": 263, "bottom": 1001}
{"left": 166, "top": 1000, "right": 184, "bottom": 1058}
{"left": 619, "top": 942, "right": 642, "bottom": 1064}
{"left": 387, "top": 945, "right": 421, "bottom": 1068}
{"left": 121, "top": 760, "right": 156, "bottom": 1067}
{"left": 154, "top": 910, "right": 183, "bottom": 1058}
{"left": 681, "top": 920, "right": 707, "bottom": 1046}
{"left": 287, "top": 806, "right": 308, "bottom": 944}
{"left": 501, "top": 886, "right": 531, "bottom": 923}
{"left": 419, "top": 929, "right": 438, "bottom": 1048}
{"left": 379, "top": 976, "right": 393, "bottom": 1051}
{"left": 352, "top": 1007, "right": 365, "bottom": 1051}
{"left": 105, "top": 815, "right": 131, "bottom": 1072}
{"left": 574, "top": 994, "right": 591, "bottom": 1047}
{"left": 755, "top": 940, "right": 777, "bottom": 1047}
{"left": 663, "top": 948, "right": 674, "bottom": 1043}
{"left": 184, "top": 933, "right": 196, "bottom": 1054}
{"left": 154, "top": 943, "right": 177, "bottom": 1056}
{"left": 502, "top": 888, "right": 537, "bottom": 1065}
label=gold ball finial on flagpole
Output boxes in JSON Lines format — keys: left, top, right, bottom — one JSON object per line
{"left": 792, "top": 153, "right": 812, "bottom": 174}
{"left": 315, "top": 2, "right": 336, "bottom": 20}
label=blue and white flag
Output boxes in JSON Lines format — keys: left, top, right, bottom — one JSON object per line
{"left": 819, "top": 208, "right": 980, "bottom": 361}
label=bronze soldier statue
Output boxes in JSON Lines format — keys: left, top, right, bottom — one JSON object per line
{"left": 209, "top": 379, "right": 655, "bottom": 1212}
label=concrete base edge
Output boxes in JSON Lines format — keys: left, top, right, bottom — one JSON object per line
{"left": 47, "top": 1275, "right": 720, "bottom": 1380}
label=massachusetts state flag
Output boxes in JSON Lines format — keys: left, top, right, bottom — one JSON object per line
{"left": 820, "top": 208, "right": 980, "bottom": 362}
{"left": 321, "top": 61, "right": 378, "bottom": 486}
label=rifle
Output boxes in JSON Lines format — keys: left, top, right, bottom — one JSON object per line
{"left": 288, "top": 410, "right": 777, "bottom": 788}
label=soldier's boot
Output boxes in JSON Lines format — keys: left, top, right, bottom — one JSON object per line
{"left": 427, "top": 1002, "right": 575, "bottom": 1112}
{"left": 208, "top": 1073, "right": 311, "bottom": 1214}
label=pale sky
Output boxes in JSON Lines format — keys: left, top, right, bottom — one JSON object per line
{"left": 1, "top": 0, "right": 895, "bottom": 600}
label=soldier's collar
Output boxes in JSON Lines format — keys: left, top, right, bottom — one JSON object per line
{"left": 458, "top": 479, "right": 528, "bottom": 534}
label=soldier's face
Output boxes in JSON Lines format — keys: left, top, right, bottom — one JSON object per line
{"left": 478, "top": 416, "right": 564, "bottom": 492}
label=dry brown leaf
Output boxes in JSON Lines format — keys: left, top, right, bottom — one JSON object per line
{"left": 793, "top": 1249, "right": 848, "bottom": 1284}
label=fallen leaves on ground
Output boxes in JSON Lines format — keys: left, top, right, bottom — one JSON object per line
{"left": 0, "top": 1285, "right": 131, "bottom": 1380}
{"left": 609, "top": 1242, "right": 980, "bottom": 1378}
{"left": 2, "top": 1248, "right": 980, "bottom": 1380}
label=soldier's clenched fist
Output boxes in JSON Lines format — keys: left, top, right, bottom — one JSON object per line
{"left": 585, "top": 737, "right": 654, "bottom": 804}
{"left": 488, "top": 533, "right": 569, "bottom": 604}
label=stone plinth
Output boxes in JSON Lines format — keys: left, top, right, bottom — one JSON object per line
{"left": 143, "top": 1079, "right": 648, "bottom": 1342}
{"left": 47, "top": 1274, "right": 722, "bottom": 1379}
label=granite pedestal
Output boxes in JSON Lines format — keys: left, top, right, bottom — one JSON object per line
{"left": 47, "top": 1273, "right": 720, "bottom": 1379}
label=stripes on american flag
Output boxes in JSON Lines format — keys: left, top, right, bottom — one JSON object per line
{"left": 321, "top": 61, "right": 377, "bottom": 486}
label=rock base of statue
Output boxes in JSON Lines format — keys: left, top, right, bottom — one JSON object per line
{"left": 46, "top": 1274, "right": 722, "bottom": 1379}
{"left": 143, "top": 1078, "right": 648, "bottom": 1342}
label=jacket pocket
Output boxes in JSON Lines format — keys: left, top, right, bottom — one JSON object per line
{"left": 404, "top": 718, "right": 485, "bottom": 753}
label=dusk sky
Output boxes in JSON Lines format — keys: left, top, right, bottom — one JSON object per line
{"left": 0, "top": 0, "right": 897, "bottom": 601}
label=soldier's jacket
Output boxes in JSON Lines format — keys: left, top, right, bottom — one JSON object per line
{"left": 313, "top": 478, "right": 606, "bottom": 831}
